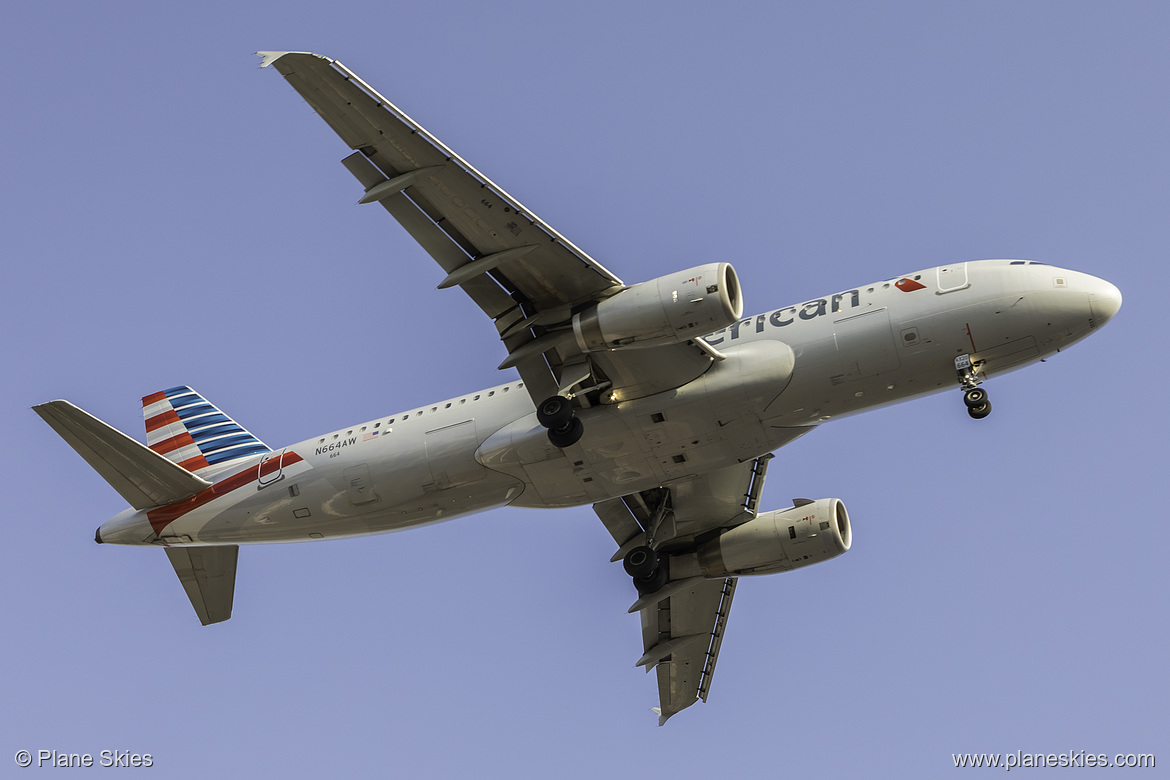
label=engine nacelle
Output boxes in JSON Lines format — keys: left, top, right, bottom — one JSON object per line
{"left": 572, "top": 262, "right": 742, "bottom": 351}
{"left": 692, "top": 498, "right": 851, "bottom": 577}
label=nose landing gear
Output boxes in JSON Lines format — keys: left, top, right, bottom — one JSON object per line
{"left": 956, "top": 354, "right": 992, "bottom": 419}
{"left": 536, "top": 395, "right": 584, "bottom": 447}
{"left": 964, "top": 389, "right": 992, "bottom": 419}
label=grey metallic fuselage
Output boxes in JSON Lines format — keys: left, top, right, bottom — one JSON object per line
{"left": 97, "top": 259, "right": 1121, "bottom": 547}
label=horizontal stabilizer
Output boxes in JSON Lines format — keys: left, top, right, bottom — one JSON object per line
{"left": 165, "top": 545, "right": 239, "bottom": 625}
{"left": 34, "top": 400, "right": 211, "bottom": 510}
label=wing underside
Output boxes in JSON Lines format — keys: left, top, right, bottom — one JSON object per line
{"left": 594, "top": 455, "right": 773, "bottom": 723}
{"left": 641, "top": 577, "right": 737, "bottom": 725}
{"left": 261, "top": 51, "right": 716, "bottom": 405}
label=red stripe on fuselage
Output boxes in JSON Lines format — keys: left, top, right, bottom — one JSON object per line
{"left": 147, "top": 451, "right": 303, "bottom": 535}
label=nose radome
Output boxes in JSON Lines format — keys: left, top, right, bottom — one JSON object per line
{"left": 1087, "top": 277, "right": 1122, "bottom": 327}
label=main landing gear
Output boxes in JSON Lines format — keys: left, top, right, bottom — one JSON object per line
{"left": 623, "top": 545, "right": 667, "bottom": 594}
{"left": 955, "top": 354, "right": 992, "bottom": 420}
{"left": 536, "top": 395, "right": 584, "bottom": 448}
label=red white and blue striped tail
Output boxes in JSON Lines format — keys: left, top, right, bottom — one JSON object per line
{"left": 142, "top": 386, "right": 271, "bottom": 476}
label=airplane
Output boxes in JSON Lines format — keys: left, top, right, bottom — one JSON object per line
{"left": 34, "top": 51, "right": 1122, "bottom": 725}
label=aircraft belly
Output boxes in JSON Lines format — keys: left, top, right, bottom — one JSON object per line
{"left": 173, "top": 471, "right": 524, "bottom": 544}
{"left": 164, "top": 428, "right": 526, "bottom": 544}
{"left": 496, "top": 341, "right": 802, "bottom": 508}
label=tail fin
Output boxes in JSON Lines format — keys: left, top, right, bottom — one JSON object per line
{"left": 142, "top": 386, "right": 270, "bottom": 476}
{"left": 33, "top": 400, "right": 212, "bottom": 510}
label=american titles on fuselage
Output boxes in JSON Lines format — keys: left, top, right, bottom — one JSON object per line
{"left": 707, "top": 275, "right": 926, "bottom": 345}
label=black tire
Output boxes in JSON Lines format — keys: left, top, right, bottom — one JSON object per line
{"left": 963, "top": 387, "right": 988, "bottom": 408}
{"left": 634, "top": 562, "right": 669, "bottom": 594}
{"left": 968, "top": 401, "right": 992, "bottom": 419}
{"left": 536, "top": 395, "right": 574, "bottom": 429}
{"left": 623, "top": 546, "right": 658, "bottom": 579}
{"left": 547, "top": 416, "right": 584, "bottom": 448}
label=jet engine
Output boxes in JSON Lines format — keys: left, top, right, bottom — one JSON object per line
{"left": 572, "top": 262, "right": 742, "bottom": 351}
{"left": 690, "top": 498, "right": 851, "bottom": 577}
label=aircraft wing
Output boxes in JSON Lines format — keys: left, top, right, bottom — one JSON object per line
{"left": 639, "top": 576, "right": 737, "bottom": 725}
{"left": 593, "top": 454, "right": 774, "bottom": 723}
{"left": 260, "top": 51, "right": 715, "bottom": 404}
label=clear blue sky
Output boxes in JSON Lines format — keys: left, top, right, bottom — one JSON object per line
{"left": 3, "top": 2, "right": 1166, "bottom": 777}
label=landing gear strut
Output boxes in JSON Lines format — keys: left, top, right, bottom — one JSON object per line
{"left": 955, "top": 354, "right": 992, "bottom": 419}
{"left": 536, "top": 395, "right": 584, "bottom": 447}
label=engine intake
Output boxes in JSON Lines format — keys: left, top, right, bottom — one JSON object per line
{"left": 572, "top": 262, "right": 742, "bottom": 351}
{"left": 693, "top": 498, "right": 851, "bottom": 577}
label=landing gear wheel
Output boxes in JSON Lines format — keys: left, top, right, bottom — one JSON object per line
{"left": 547, "top": 416, "right": 584, "bottom": 448}
{"left": 634, "top": 562, "right": 669, "bottom": 594}
{"left": 536, "top": 396, "right": 574, "bottom": 429}
{"left": 963, "top": 387, "right": 988, "bottom": 408}
{"left": 623, "top": 546, "right": 658, "bottom": 579}
{"left": 967, "top": 400, "right": 992, "bottom": 420}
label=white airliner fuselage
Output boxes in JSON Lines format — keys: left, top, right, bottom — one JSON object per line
{"left": 95, "top": 259, "right": 1120, "bottom": 548}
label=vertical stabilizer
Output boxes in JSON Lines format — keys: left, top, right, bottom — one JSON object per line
{"left": 142, "top": 387, "right": 270, "bottom": 476}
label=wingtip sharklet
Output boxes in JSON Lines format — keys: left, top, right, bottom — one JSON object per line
{"left": 255, "top": 51, "right": 288, "bottom": 68}
{"left": 256, "top": 51, "right": 315, "bottom": 68}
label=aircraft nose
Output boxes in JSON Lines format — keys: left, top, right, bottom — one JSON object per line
{"left": 1087, "top": 276, "right": 1123, "bottom": 327}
